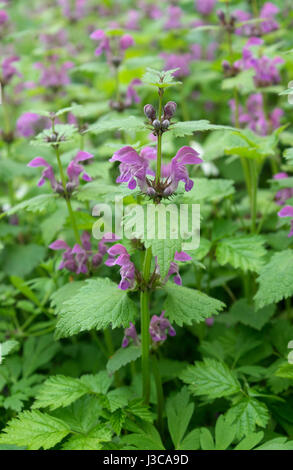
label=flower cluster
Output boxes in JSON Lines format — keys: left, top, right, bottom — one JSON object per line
{"left": 274, "top": 173, "right": 293, "bottom": 206}
{"left": 229, "top": 93, "right": 283, "bottom": 136}
{"left": 90, "top": 29, "right": 134, "bottom": 68}
{"left": 122, "top": 311, "right": 176, "bottom": 348}
{"left": 110, "top": 78, "right": 141, "bottom": 112}
{"left": 28, "top": 150, "right": 93, "bottom": 195}
{"left": 35, "top": 55, "right": 74, "bottom": 89}
{"left": 58, "top": 0, "right": 88, "bottom": 22}
{"left": 17, "top": 112, "right": 50, "bottom": 138}
{"left": 110, "top": 144, "right": 202, "bottom": 200}
{"left": 234, "top": 2, "right": 279, "bottom": 37}
{"left": 278, "top": 206, "right": 293, "bottom": 238}
{"left": 235, "top": 37, "right": 284, "bottom": 87}
{"left": 1, "top": 56, "right": 21, "bottom": 86}
{"left": 105, "top": 244, "right": 136, "bottom": 290}
{"left": 50, "top": 232, "right": 117, "bottom": 274}
{"left": 195, "top": 0, "right": 216, "bottom": 16}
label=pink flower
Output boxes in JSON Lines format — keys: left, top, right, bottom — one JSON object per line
{"left": 106, "top": 244, "right": 136, "bottom": 290}
{"left": 195, "top": 0, "right": 216, "bottom": 16}
{"left": 2, "top": 56, "right": 21, "bottom": 84}
{"left": 278, "top": 206, "right": 293, "bottom": 237}
{"left": 149, "top": 311, "right": 176, "bottom": 342}
{"left": 17, "top": 113, "right": 50, "bottom": 138}
{"left": 122, "top": 322, "right": 139, "bottom": 348}
{"left": 162, "top": 146, "right": 203, "bottom": 195}
{"left": 274, "top": 173, "right": 293, "bottom": 206}
{"left": 27, "top": 157, "right": 58, "bottom": 190}
{"left": 66, "top": 150, "right": 93, "bottom": 187}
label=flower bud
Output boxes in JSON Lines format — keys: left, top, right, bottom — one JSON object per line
{"left": 217, "top": 10, "right": 225, "bottom": 24}
{"left": 163, "top": 101, "right": 177, "bottom": 120}
{"left": 162, "top": 119, "right": 170, "bottom": 130}
{"left": 153, "top": 119, "right": 161, "bottom": 130}
{"left": 144, "top": 104, "right": 156, "bottom": 121}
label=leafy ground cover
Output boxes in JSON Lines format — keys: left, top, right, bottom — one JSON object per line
{"left": 0, "top": 0, "right": 293, "bottom": 451}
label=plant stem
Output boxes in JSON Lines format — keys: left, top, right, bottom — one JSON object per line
{"left": 155, "top": 88, "right": 164, "bottom": 184}
{"left": 115, "top": 66, "right": 120, "bottom": 102}
{"left": 55, "top": 145, "right": 81, "bottom": 244}
{"left": 140, "top": 246, "right": 152, "bottom": 403}
{"left": 152, "top": 353, "right": 164, "bottom": 436}
{"left": 249, "top": 159, "right": 259, "bottom": 233}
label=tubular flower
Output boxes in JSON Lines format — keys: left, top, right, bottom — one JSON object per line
{"left": 17, "top": 112, "right": 50, "bottom": 138}
{"left": 235, "top": 2, "right": 279, "bottom": 36}
{"left": 66, "top": 150, "right": 93, "bottom": 188}
{"left": 90, "top": 29, "right": 134, "bottom": 66}
{"left": 50, "top": 232, "right": 116, "bottom": 274}
{"left": 27, "top": 157, "right": 58, "bottom": 190}
{"left": 195, "top": 0, "right": 217, "bottom": 16}
{"left": 122, "top": 322, "right": 139, "bottom": 348}
{"left": 1, "top": 56, "right": 21, "bottom": 85}
{"left": 273, "top": 173, "right": 293, "bottom": 206}
{"left": 106, "top": 244, "right": 136, "bottom": 290}
{"left": 35, "top": 55, "right": 73, "bottom": 89}
{"left": 58, "top": 0, "right": 88, "bottom": 21}
{"left": 235, "top": 38, "right": 284, "bottom": 87}
{"left": 149, "top": 311, "right": 176, "bottom": 343}
{"left": 162, "top": 146, "right": 203, "bottom": 195}
{"left": 160, "top": 251, "right": 192, "bottom": 286}
{"left": 278, "top": 206, "right": 293, "bottom": 237}
{"left": 109, "top": 146, "right": 155, "bottom": 192}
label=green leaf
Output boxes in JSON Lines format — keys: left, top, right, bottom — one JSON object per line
{"left": 122, "top": 423, "right": 165, "bottom": 450}
{"left": 215, "top": 415, "right": 237, "bottom": 450}
{"left": 33, "top": 375, "right": 90, "bottom": 411}
{"left": 166, "top": 388, "right": 194, "bottom": 449}
{"left": 0, "top": 340, "right": 19, "bottom": 360}
{"left": 163, "top": 283, "right": 225, "bottom": 327}
{"left": 255, "top": 437, "right": 293, "bottom": 450}
{"left": 0, "top": 411, "right": 70, "bottom": 450}
{"left": 62, "top": 425, "right": 112, "bottom": 450}
{"left": 22, "top": 335, "right": 59, "bottom": 378}
{"left": 126, "top": 399, "right": 153, "bottom": 423}
{"left": 228, "top": 299, "right": 275, "bottom": 330}
{"left": 216, "top": 235, "right": 266, "bottom": 273}
{"left": 1, "top": 244, "right": 47, "bottom": 277}
{"left": 183, "top": 178, "right": 235, "bottom": 202}
{"left": 87, "top": 116, "right": 145, "bottom": 135}
{"left": 146, "top": 238, "right": 181, "bottom": 279}
{"left": 10, "top": 276, "right": 42, "bottom": 307}
{"left": 275, "top": 363, "right": 293, "bottom": 380}
{"left": 254, "top": 250, "right": 293, "bottom": 309}
{"left": 55, "top": 278, "right": 138, "bottom": 339}
{"left": 80, "top": 371, "right": 113, "bottom": 395}
{"left": 169, "top": 121, "right": 235, "bottom": 138}
{"left": 234, "top": 431, "right": 264, "bottom": 450}
{"left": 142, "top": 68, "right": 181, "bottom": 88}
{"left": 178, "top": 429, "right": 201, "bottom": 450}
{"left": 199, "top": 428, "right": 215, "bottom": 450}
{"left": 180, "top": 358, "right": 241, "bottom": 399}
{"left": 107, "top": 345, "right": 141, "bottom": 375}
{"left": 226, "top": 397, "right": 269, "bottom": 438}
{"left": 0, "top": 194, "right": 57, "bottom": 219}
{"left": 50, "top": 282, "right": 84, "bottom": 315}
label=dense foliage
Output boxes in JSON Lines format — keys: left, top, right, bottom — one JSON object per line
{"left": 0, "top": 0, "right": 293, "bottom": 451}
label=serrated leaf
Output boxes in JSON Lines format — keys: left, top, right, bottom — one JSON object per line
{"left": 107, "top": 345, "right": 141, "bottom": 375}
{"left": 55, "top": 278, "right": 138, "bottom": 338}
{"left": 169, "top": 121, "right": 235, "bottom": 138}
{"left": 50, "top": 282, "right": 84, "bottom": 315}
{"left": 226, "top": 398, "right": 269, "bottom": 438}
{"left": 234, "top": 431, "right": 264, "bottom": 450}
{"left": 216, "top": 235, "right": 266, "bottom": 273}
{"left": 183, "top": 178, "right": 235, "bottom": 202}
{"left": 0, "top": 194, "right": 57, "bottom": 220}
{"left": 146, "top": 238, "right": 181, "bottom": 279}
{"left": 254, "top": 250, "right": 293, "bottom": 309}
{"left": 121, "top": 423, "right": 165, "bottom": 450}
{"left": 22, "top": 335, "right": 59, "bottom": 378}
{"left": 33, "top": 375, "right": 89, "bottom": 411}
{"left": 0, "top": 340, "right": 19, "bottom": 359}
{"left": 163, "top": 283, "right": 225, "bottom": 327}
{"left": 180, "top": 358, "right": 241, "bottom": 399}
{"left": 0, "top": 411, "right": 70, "bottom": 450}
{"left": 62, "top": 425, "right": 112, "bottom": 450}
{"left": 228, "top": 299, "right": 275, "bottom": 330}
{"left": 166, "top": 388, "right": 194, "bottom": 449}
{"left": 87, "top": 116, "right": 145, "bottom": 135}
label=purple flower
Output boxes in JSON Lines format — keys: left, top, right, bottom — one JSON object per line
{"left": 205, "top": 317, "right": 214, "bottom": 326}
{"left": 122, "top": 322, "right": 139, "bottom": 348}
{"left": 164, "top": 6, "right": 183, "bottom": 30}
{"left": 1, "top": 56, "right": 21, "bottom": 85}
{"left": 125, "top": 78, "right": 142, "bottom": 106}
{"left": 161, "top": 52, "right": 193, "bottom": 78}
{"left": 274, "top": 173, "right": 293, "bottom": 206}
{"left": 278, "top": 206, "right": 293, "bottom": 237}
{"left": 50, "top": 231, "right": 116, "bottom": 274}
{"left": 58, "top": 0, "right": 87, "bottom": 21}
{"left": 195, "top": 0, "right": 216, "bottom": 16}
{"left": 0, "top": 9, "right": 9, "bottom": 25}
{"left": 125, "top": 10, "right": 140, "bottom": 30}
{"left": 235, "top": 38, "right": 284, "bottom": 87}
{"left": 149, "top": 311, "right": 176, "bottom": 343}
{"left": 162, "top": 251, "right": 192, "bottom": 286}
{"left": 27, "top": 157, "right": 58, "bottom": 190}
{"left": 162, "top": 146, "right": 203, "bottom": 195}
{"left": 17, "top": 112, "right": 50, "bottom": 138}
{"left": 139, "top": 1, "right": 162, "bottom": 20}
{"left": 66, "top": 150, "right": 93, "bottom": 187}
{"left": 235, "top": 2, "right": 279, "bottom": 36}
{"left": 40, "top": 29, "right": 68, "bottom": 49}
{"left": 106, "top": 244, "right": 136, "bottom": 290}
{"left": 110, "top": 146, "right": 155, "bottom": 192}
{"left": 35, "top": 55, "right": 73, "bottom": 89}
{"left": 90, "top": 30, "right": 134, "bottom": 64}
{"left": 229, "top": 93, "right": 283, "bottom": 136}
